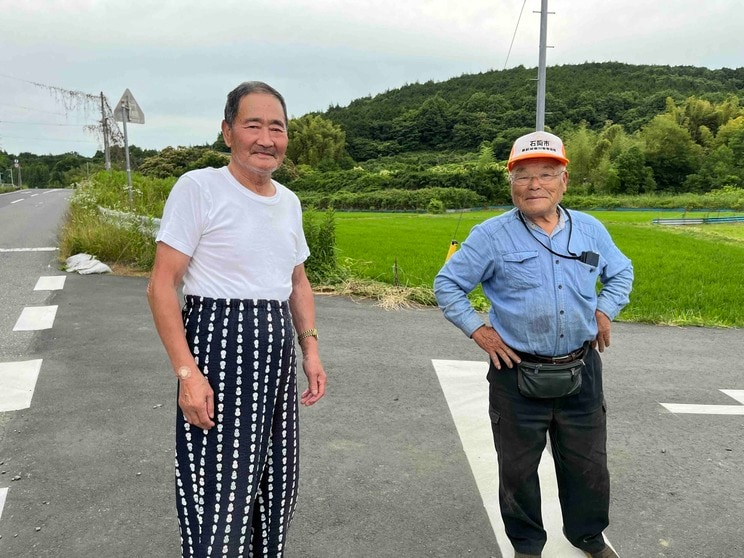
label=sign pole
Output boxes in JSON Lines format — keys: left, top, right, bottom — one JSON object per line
{"left": 112, "top": 89, "right": 144, "bottom": 209}
{"left": 121, "top": 100, "right": 133, "bottom": 208}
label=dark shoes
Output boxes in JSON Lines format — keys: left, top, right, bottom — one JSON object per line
{"left": 584, "top": 545, "right": 619, "bottom": 558}
{"left": 514, "top": 542, "right": 618, "bottom": 558}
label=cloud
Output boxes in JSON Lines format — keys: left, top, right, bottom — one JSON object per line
{"left": 0, "top": 0, "right": 741, "bottom": 156}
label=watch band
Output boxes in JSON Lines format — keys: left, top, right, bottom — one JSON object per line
{"left": 297, "top": 328, "right": 318, "bottom": 342}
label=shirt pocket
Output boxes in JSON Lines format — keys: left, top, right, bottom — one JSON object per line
{"left": 502, "top": 251, "right": 542, "bottom": 289}
{"left": 575, "top": 260, "right": 600, "bottom": 299}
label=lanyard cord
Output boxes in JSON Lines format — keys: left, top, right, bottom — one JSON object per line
{"left": 517, "top": 204, "right": 581, "bottom": 260}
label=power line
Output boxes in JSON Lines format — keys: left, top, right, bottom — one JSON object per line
{"left": 0, "top": 120, "right": 92, "bottom": 127}
{"left": 0, "top": 72, "right": 98, "bottom": 101}
{"left": 0, "top": 102, "right": 67, "bottom": 116}
{"left": 0, "top": 135, "right": 98, "bottom": 144}
{"left": 503, "top": 0, "right": 528, "bottom": 70}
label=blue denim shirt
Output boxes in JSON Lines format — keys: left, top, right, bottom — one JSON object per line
{"left": 434, "top": 207, "right": 633, "bottom": 356}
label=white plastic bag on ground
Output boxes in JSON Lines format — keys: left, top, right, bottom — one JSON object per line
{"left": 65, "top": 253, "right": 111, "bottom": 274}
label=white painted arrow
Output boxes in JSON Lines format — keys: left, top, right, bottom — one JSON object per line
{"left": 432, "top": 359, "right": 616, "bottom": 557}
{"left": 660, "top": 390, "right": 744, "bottom": 415}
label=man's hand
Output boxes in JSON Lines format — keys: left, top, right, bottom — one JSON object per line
{"left": 178, "top": 371, "right": 215, "bottom": 430}
{"left": 300, "top": 353, "right": 326, "bottom": 406}
{"left": 593, "top": 310, "right": 612, "bottom": 352}
{"left": 471, "top": 325, "right": 521, "bottom": 369}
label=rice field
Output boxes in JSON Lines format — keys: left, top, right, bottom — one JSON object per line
{"left": 334, "top": 209, "right": 744, "bottom": 327}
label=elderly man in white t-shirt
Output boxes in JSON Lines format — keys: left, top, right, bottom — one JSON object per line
{"left": 147, "top": 81, "right": 326, "bottom": 557}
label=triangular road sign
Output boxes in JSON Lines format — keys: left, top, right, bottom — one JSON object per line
{"left": 113, "top": 89, "right": 145, "bottom": 124}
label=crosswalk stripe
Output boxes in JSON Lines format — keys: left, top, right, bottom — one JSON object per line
{"left": 13, "top": 306, "right": 58, "bottom": 331}
{"left": 0, "top": 488, "right": 7, "bottom": 521}
{"left": 0, "top": 248, "right": 58, "bottom": 253}
{"left": 432, "top": 359, "right": 617, "bottom": 557}
{"left": 0, "top": 359, "right": 43, "bottom": 412}
{"left": 34, "top": 276, "right": 66, "bottom": 291}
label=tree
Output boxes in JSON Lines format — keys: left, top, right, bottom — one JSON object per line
{"left": 413, "top": 95, "right": 453, "bottom": 148}
{"left": 641, "top": 114, "right": 703, "bottom": 192}
{"left": 287, "top": 114, "right": 348, "bottom": 167}
{"left": 614, "top": 145, "right": 655, "bottom": 194}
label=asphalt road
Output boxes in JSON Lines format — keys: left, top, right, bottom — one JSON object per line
{"left": 1, "top": 189, "right": 743, "bottom": 557}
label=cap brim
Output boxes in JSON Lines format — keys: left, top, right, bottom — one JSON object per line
{"left": 507, "top": 152, "right": 569, "bottom": 171}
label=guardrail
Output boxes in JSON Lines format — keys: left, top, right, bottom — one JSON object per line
{"left": 652, "top": 216, "right": 744, "bottom": 225}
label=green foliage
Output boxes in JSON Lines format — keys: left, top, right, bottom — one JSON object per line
{"left": 641, "top": 114, "right": 703, "bottom": 191}
{"left": 287, "top": 114, "right": 348, "bottom": 168}
{"left": 286, "top": 162, "right": 509, "bottom": 209}
{"left": 613, "top": 146, "right": 656, "bottom": 194}
{"left": 298, "top": 187, "right": 484, "bottom": 211}
{"left": 323, "top": 63, "right": 744, "bottom": 161}
{"left": 334, "top": 209, "right": 744, "bottom": 327}
{"left": 138, "top": 146, "right": 229, "bottom": 178}
{"left": 427, "top": 198, "right": 445, "bottom": 214}
{"left": 302, "top": 208, "right": 343, "bottom": 284}
{"left": 61, "top": 186, "right": 156, "bottom": 271}
{"left": 82, "top": 170, "right": 176, "bottom": 217}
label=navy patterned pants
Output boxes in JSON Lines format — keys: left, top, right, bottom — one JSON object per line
{"left": 176, "top": 296, "right": 299, "bottom": 558}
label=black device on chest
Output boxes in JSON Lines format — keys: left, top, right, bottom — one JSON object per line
{"left": 517, "top": 205, "right": 600, "bottom": 267}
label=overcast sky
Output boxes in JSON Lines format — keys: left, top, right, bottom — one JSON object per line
{"left": 0, "top": 0, "right": 740, "bottom": 158}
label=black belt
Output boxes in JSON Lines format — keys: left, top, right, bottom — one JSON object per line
{"left": 516, "top": 345, "right": 587, "bottom": 365}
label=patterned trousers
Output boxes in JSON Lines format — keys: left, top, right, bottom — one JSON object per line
{"left": 176, "top": 296, "right": 299, "bottom": 558}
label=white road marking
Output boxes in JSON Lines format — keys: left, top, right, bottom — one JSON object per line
{"left": 31, "top": 193, "right": 39, "bottom": 197}
{"left": 13, "top": 306, "right": 58, "bottom": 331}
{"left": 0, "top": 488, "right": 7, "bottom": 521}
{"left": 0, "top": 247, "right": 58, "bottom": 252}
{"left": 34, "top": 276, "right": 66, "bottom": 291}
{"left": 432, "top": 359, "right": 617, "bottom": 558}
{"left": 0, "top": 359, "right": 43, "bottom": 412}
{"left": 660, "top": 390, "right": 744, "bottom": 415}
{"left": 10, "top": 199, "right": 23, "bottom": 204}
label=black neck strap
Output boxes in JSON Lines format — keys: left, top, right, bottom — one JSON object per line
{"left": 517, "top": 205, "right": 580, "bottom": 260}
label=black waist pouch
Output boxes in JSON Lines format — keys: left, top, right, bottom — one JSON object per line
{"left": 517, "top": 359, "right": 584, "bottom": 398}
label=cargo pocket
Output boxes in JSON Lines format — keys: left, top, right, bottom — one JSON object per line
{"left": 488, "top": 407, "right": 501, "bottom": 453}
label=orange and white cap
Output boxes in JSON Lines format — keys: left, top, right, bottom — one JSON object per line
{"left": 507, "top": 131, "right": 569, "bottom": 171}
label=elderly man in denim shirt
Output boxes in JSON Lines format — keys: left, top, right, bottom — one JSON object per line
{"left": 434, "top": 131, "right": 633, "bottom": 558}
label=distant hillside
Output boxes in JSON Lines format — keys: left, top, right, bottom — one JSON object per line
{"left": 321, "top": 62, "right": 744, "bottom": 160}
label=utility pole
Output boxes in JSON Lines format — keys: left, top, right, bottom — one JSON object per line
{"left": 535, "top": 0, "right": 551, "bottom": 131}
{"left": 100, "top": 92, "right": 111, "bottom": 171}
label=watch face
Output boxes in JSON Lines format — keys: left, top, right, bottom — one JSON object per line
{"left": 177, "top": 366, "right": 191, "bottom": 380}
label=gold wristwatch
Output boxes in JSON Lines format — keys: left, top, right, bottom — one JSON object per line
{"left": 297, "top": 328, "right": 318, "bottom": 342}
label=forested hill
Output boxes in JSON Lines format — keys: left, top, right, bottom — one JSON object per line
{"left": 321, "top": 62, "right": 744, "bottom": 161}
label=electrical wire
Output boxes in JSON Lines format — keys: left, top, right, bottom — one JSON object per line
{"left": 503, "top": 0, "right": 528, "bottom": 70}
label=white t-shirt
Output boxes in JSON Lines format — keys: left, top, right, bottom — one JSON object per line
{"left": 156, "top": 166, "right": 310, "bottom": 301}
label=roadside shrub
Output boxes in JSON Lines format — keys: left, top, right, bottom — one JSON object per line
{"left": 427, "top": 198, "right": 445, "bottom": 214}
{"left": 302, "top": 208, "right": 344, "bottom": 284}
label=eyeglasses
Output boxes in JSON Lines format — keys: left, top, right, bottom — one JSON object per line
{"left": 510, "top": 171, "right": 565, "bottom": 186}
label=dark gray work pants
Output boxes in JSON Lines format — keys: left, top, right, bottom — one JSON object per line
{"left": 487, "top": 347, "right": 609, "bottom": 555}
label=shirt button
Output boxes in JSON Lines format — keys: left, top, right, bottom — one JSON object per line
{"left": 558, "top": 285, "right": 563, "bottom": 289}
{"left": 555, "top": 259, "right": 560, "bottom": 264}
{"left": 560, "top": 334, "right": 564, "bottom": 338}
{"left": 560, "top": 310, "right": 565, "bottom": 315}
